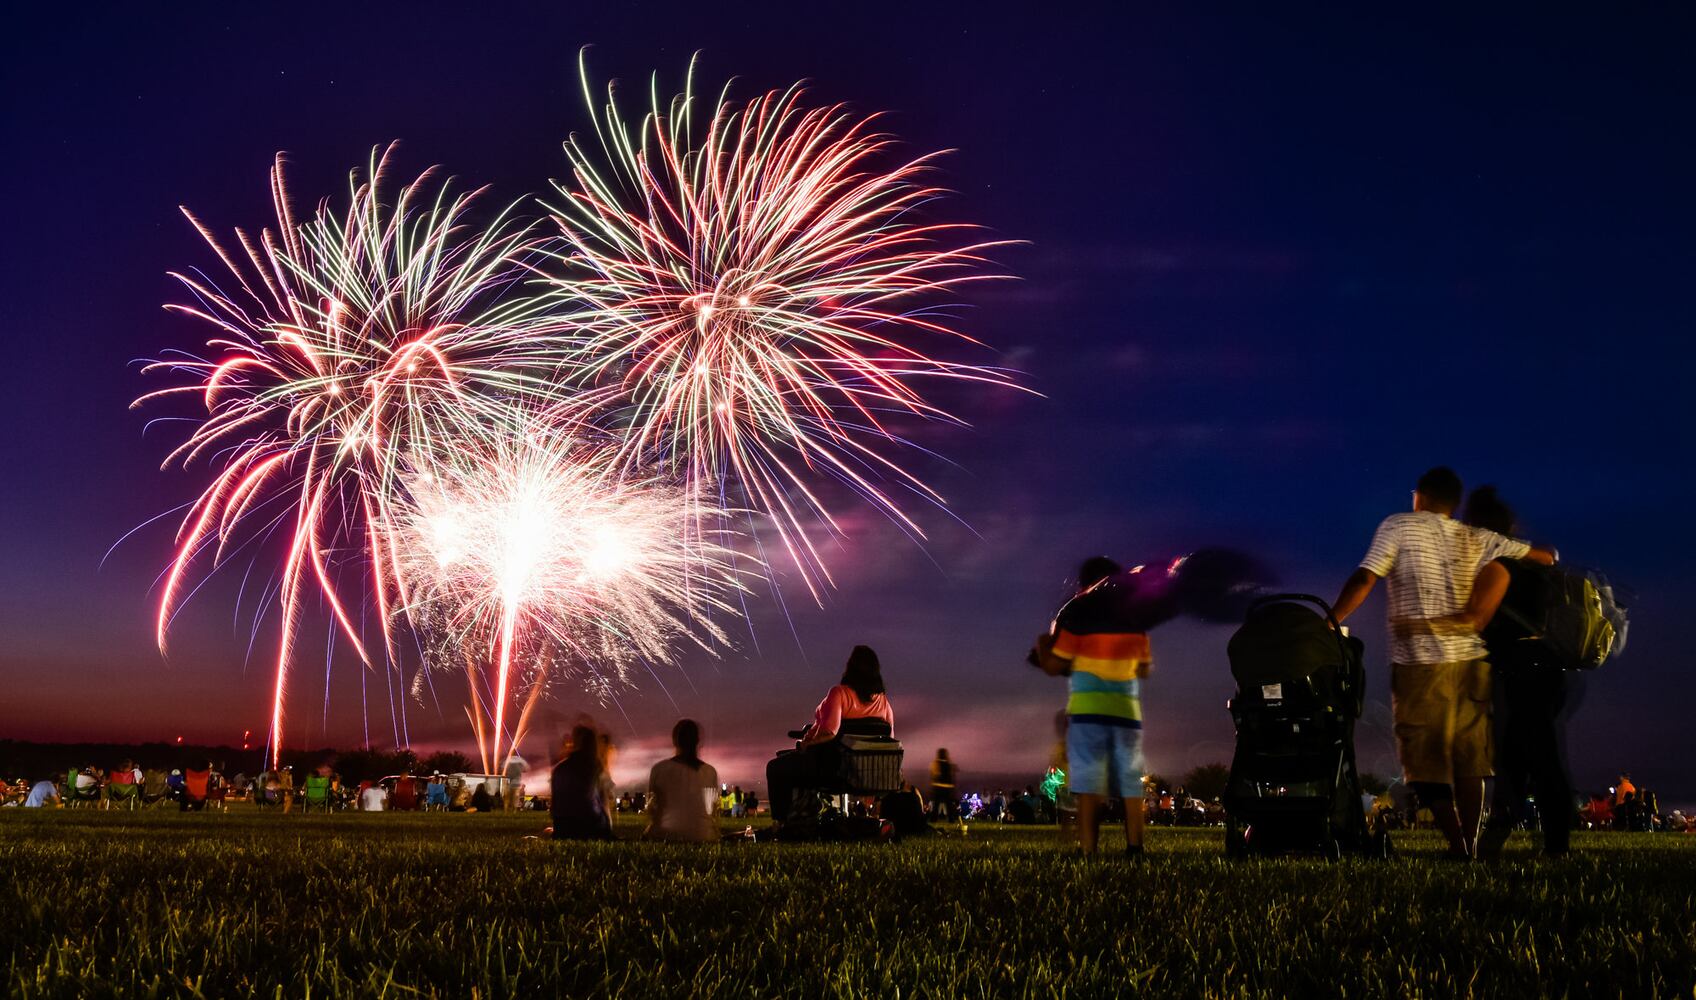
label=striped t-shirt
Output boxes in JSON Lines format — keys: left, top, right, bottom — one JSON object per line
{"left": 1050, "top": 586, "right": 1153, "bottom": 728}
{"left": 1359, "top": 511, "right": 1531, "bottom": 665}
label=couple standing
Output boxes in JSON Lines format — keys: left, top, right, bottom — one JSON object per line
{"left": 1334, "top": 465, "right": 1569, "bottom": 859}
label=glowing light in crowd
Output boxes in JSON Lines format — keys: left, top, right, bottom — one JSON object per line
{"left": 545, "top": 54, "right": 1021, "bottom": 592}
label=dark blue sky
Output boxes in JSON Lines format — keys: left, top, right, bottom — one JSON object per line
{"left": 2, "top": 7, "right": 1691, "bottom": 800}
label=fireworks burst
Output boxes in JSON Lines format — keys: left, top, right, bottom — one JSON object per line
{"left": 393, "top": 418, "right": 746, "bottom": 768}
{"left": 545, "top": 55, "right": 1021, "bottom": 592}
{"left": 139, "top": 60, "right": 1019, "bottom": 762}
{"left": 138, "top": 145, "right": 567, "bottom": 766}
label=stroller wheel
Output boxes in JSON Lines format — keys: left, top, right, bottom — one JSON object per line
{"left": 1324, "top": 838, "right": 1342, "bottom": 862}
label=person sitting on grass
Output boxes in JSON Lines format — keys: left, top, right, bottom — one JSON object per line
{"left": 23, "top": 778, "right": 61, "bottom": 808}
{"left": 880, "top": 782, "right": 931, "bottom": 840}
{"left": 644, "top": 719, "right": 721, "bottom": 843}
{"left": 359, "top": 780, "right": 388, "bottom": 812}
{"left": 141, "top": 767, "right": 168, "bottom": 806}
{"left": 551, "top": 723, "right": 614, "bottom": 840}
{"left": 392, "top": 772, "right": 419, "bottom": 811}
{"left": 181, "top": 763, "right": 212, "bottom": 811}
{"left": 104, "top": 762, "right": 140, "bottom": 810}
{"left": 764, "top": 645, "right": 896, "bottom": 827}
{"left": 425, "top": 773, "right": 449, "bottom": 811}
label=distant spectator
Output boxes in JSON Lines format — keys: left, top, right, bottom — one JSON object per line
{"left": 299, "top": 767, "right": 333, "bottom": 813}
{"left": 645, "top": 719, "right": 721, "bottom": 843}
{"left": 930, "top": 749, "right": 958, "bottom": 821}
{"left": 392, "top": 773, "right": 419, "bottom": 811}
{"left": 426, "top": 773, "right": 449, "bottom": 811}
{"left": 24, "top": 779, "right": 60, "bottom": 808}
{"left": 359, "top": 781, "right": 388, "bottom": 812}
{"left": 182, "top": 765, "right": 212, "bottom": 811}
{"left": 143, "top": 768, "right": 169, "bottom": 805}
{"left": 253, "top": 770, "right": 273, "bottom": 806}
{"left": 66, "top": 766, "right": 99, "bottom": 806}
{"left": 503, "top": 752, "right": 527, "bottom": 811}
{"left": 105, "top": 762, "right": 141, "bottom": 810}
{"left": 597, "top": 734, "right": 617, "bottom": 819}
{"left": 881, "top": 782, "right": 931, "bottom": 839}
{"left": 551, "top": 723, "right": 613, "bottom": 840}
{"left": 1614, "top": 773, "right": 1636, "bottom": 807}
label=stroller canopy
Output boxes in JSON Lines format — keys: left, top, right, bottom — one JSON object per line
{"left": 1227, "top": 596, "right": 1363, "bottom": 715}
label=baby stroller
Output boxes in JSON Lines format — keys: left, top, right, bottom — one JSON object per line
{"left": 1223, "top": 594, "right": 1389, "bottom": 859}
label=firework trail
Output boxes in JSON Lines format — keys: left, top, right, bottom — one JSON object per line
{"left": 544, "top": 55, "right": 1021, "bottom": 593}
{"left": 138, "top": 145, "right": 568, "bottom": 766}
{"left": 392, "top": 415, "right": 747, "bottom": 768}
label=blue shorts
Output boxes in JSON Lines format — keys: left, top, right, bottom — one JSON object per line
{"left": 1066, "top": 720, "right": 1144, "bottom": 798}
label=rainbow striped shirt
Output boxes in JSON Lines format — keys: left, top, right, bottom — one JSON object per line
{"left": 1051, "top": 590, "right": 1152, "bottom": 728}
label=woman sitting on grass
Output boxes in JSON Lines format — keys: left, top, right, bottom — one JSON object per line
{"left": 644, "top": 719, "right": 721, "bottom": 843}
{"left": 551, "top": 723, "right": 614, "bottom": 840}
{"left": 764, "top": 645, "right": 896, "bottom": 825}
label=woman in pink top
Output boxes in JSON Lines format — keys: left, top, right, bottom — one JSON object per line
{"left": 765, "top": 645, "right": 894, "bottom": 823}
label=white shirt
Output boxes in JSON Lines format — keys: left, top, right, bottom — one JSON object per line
{"left": 360, "top": 787, "right": 388, "bottom": 811}
{"left": 1360, "top": 510, "right": 1530, "bottom": 664}
{"left": 645, "top": 758, "right": 720, "bottom": 843}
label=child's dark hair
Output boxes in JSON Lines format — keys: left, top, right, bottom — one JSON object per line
{"left": 1078, "top": 556, "right": 1121, "bottom": 589}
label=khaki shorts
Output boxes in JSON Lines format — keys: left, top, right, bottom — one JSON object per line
{"left": 1390, "top": 659, "right": 1493, "bottom": 784}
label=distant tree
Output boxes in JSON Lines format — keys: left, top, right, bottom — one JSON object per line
{"left": 421, "top": 750, "right": 475, "bottom": 775}
{"left": 1183, "top": 763, "right": 1231, "bottom": 803}
{"left": 1359, "top": 772, "right": 1390, "bottom": 796}
{"left": 333, "top": 748, "right": 417, "bottom": 783}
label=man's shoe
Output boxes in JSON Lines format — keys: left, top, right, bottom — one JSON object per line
{"left": 1124, "top": 844, "right": 1145, "bottom": 861}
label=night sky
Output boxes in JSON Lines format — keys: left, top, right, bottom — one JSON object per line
{"left": 2, "top": 7, "right": 1691, "bottom": 802}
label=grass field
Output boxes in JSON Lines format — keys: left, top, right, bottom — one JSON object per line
{"left": 3, "top": 809, "right": 1693, "bottom": 998}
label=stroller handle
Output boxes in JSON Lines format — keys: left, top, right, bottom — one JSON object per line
{"left": 1248, "top": 593, "right": 1343, "bottom": 630}
{"left": 1245, "top": 593, "right": 1360, "bottom": 674}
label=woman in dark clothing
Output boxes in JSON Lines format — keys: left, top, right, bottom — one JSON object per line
{"left": 551, "top": 723, "right": 614, "bottom": 840}
{"left": 1448, "top": 487, "right": 1575, "bottom": 858}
